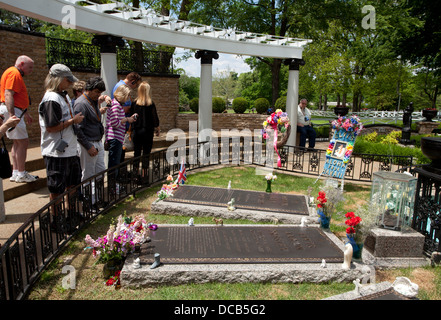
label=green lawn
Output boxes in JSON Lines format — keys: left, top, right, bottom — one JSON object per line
{"left": 27, "top": 166, "right": 441, "bottom": 300}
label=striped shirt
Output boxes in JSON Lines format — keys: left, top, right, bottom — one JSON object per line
{"left": 106, "top": 99, "right": 126, "bottom": 143}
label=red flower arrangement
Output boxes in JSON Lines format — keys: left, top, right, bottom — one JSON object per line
{"left": 106, "top": 270, "right": 121, "bottom": 287}
{"left": 317, "top": 191, "right": 327, "bottom": 209}
{"left": 345, "top": 211, "right": 362, "bottom": 235}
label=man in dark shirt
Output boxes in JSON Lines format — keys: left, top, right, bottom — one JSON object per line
{"left": 73, "top": 76, "right": 111, "bottom": 182}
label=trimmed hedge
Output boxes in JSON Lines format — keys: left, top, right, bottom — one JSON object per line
{"left": 189, "top": 98, "right": 199, "bottom": 114}
{"left": 254, "top": 98, "right": 270, "bottom": 114}
{"left": 212, "top": 97, "right": 226, "bottom": 113}
{"left": 275, "top": 96, "right": 286, "bottom": 112}
{"left": 232, "top": 97, "right": 249, "bottom": 114}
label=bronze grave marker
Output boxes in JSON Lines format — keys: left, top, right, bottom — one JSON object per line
{"left": 163, "top": 185, "right": 309, "bottom": 215}
{"left": 140, "top": 226, "right": 343, "bottom": 264}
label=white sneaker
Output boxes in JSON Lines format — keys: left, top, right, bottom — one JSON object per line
{"left": 10, "top": 173, "right": 18, "bottom": 182}
{"left": 15, "top": 172, "right": 38, "bottom": 183}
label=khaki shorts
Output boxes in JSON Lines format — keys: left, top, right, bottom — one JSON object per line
{"left": 0, "top": 104, "right": 28, "bottom": 140}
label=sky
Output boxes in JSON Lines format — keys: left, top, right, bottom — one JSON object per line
{"left": 174, "top": 47, "right": 252, "bottom": 77}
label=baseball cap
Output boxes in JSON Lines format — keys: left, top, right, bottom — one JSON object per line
{"left": 49, "top": 64, "right": 78, "bottom": 82}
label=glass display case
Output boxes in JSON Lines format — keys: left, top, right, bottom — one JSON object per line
{"left": 370, "top": 171, "right": 417, "bottom": 231}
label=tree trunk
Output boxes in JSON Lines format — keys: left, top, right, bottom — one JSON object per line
{"left": 353, "top": 92, "right": 359, "bottom": 112}
{"left": 432, "top": 85, "right": 438, "bottom": 108}
{"left": 271, "top": 58, "right": 282, "bottom": 106}
{"left": 323, "top": 94, "right": 328, "bottom": 111}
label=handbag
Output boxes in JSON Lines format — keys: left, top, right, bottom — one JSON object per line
{"left": 123, "top": 125, "right": 134, "bottom": 152}
{"left": 0, "top": 137, "right": 12, "bottom": 179}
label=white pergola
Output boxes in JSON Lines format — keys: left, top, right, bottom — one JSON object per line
{"left": 0, "top": 0, "right": 310, "bottom": 145}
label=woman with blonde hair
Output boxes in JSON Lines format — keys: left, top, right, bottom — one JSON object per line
{"left": 130, "top": 81, "right": 160, "bottom": 158}
{"left": 106, "top": 84, "right": 137, "bottom": 170}
{"left": 38, "top": 64, "right": 84, "bottom": 203}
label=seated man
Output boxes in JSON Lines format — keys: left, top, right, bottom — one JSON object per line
{"left": 297, "top": 98, "right": 316, "bottom": 150}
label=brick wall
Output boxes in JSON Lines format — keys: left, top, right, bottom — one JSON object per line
{"left": 176, "top": 113, "right": 268, "bottom": 133}
{"left": 0, "top": 26, "right": 179, "bottom": 145}
{"left": 0, "top": 26, "right": 47, "bottom": 144}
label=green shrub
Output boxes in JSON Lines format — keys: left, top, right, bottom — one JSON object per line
{"left": 380, "top": 135, "right": 399, "bottom": 145}
{"left": 353, "top": 139, "right": 429, "bottom": 164}
{"left": 254, "top": 98, "right": 270, "bottom": 114}
{"left": 212, "top": 97, "right": 226, "bottom": 113}
{"left": 189, "top": 98, "right": 199, "bottom": 114}
{"left": 314, "top": 125, "right": 330, "bottom": 138}
{"left": 274, "top": 96, "right": 286, "bottom": 112}
{"left": 232, "top": 97, "right": 249, "bottom": 114}
{"left": 364, "top": 131, "right": 378, "bottom": 142}
{"left": 387, "top": 130, "right": 402, "bottom": 141}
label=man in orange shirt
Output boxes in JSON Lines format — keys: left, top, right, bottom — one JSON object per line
{"left": 0, "top": 55, "right": 37, "bottom": 183}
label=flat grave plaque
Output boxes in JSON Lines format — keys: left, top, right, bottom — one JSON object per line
{"left": 163, "top": 185, "right": 309, "bottom": 216}
{"left": 140, "top": 226, "right": 344, "bottom": 264}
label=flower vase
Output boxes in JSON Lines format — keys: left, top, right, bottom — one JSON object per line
{"left": 266, "top": 180, "right": 272, "bottom": 193}
{"left": 103, "top": 258, "right": 123, "bottom": 279}
{"left": 346, "top": 234, "right": 363, "bottom": 260}
{"left": 317, "top": 208, "right": 331, "bottom": 229}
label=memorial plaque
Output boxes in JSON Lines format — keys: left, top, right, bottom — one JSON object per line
{"left": 163, "top": 185, "right": 309, "bottom": 216}
{"left": 140, "top": 226, "right": 343, "bottom": 264}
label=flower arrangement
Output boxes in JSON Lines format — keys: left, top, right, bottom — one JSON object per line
{"left": 331, "top": 115, "right": 363, "bottom": 136}
{"left": 264, "top": 172, "right": 277, "bottom": 192}
{"left": 262, "top": 109, "right": 290, "bottom": 167}
{"left": 106, "top": 270, "right": 121, "bottom": 287}
{"left": 317, "top": 186, "right": 344, "bottom": 213}
{"left": 345, "top": 211, "right": 365, "bottom": 259}
{"left": 157, "top": 174, "right": 178, "bottom": 200}
{"left": 84, "top": 214, "right": 154, "bottom": 264}
{"left": 265, "top": 173, "right": 277, "bottom": 181}
{"left": 316, "top": 191, "right": 328, "bottom": 214}
{"left": 345, "top": 211, "right": 362, "bottom": 240}
{"left": 261, "top": 109, "right": 290, "bottom": 139}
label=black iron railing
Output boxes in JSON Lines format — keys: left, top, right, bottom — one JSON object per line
{"left": 46, "top": 37, "right": 174, "bottom": 75}
{"left": 411, "top": 166, "right": 441, "bottom": 255}
{"left": 0, "top": 141, "right": 415, "bottom": 300}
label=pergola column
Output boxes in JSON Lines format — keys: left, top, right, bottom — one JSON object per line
{"left": 284, "top": 58, "right": 305, "bottom": 147}
{"left": 92, "top": 35, "right": 124, "bottom": 97}
{"left": 91, "top": 35, "right": 124, "bottom": 167}
{"left": 195, "top": 50, "right": 219, "bottom": 142}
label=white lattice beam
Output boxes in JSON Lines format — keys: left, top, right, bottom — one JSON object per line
{"left": 0, "top": 0, "right": 311, "bottom": 58}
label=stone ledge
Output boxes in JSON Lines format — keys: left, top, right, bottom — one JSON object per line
{"left": 364, "top": 227, "right": 425, "bottom": 258}
{"left": 120, "top": 224, "right": 370, "bottom": 287}
{"left": 150, "top": 198, "right": 318, "bottom": 225}
{"left": 121, "top": 256, "right": 367, "bottom": 287}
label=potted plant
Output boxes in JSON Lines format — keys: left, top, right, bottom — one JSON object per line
{"left": 422, "top": 108, "right": 438, "bottom": 122}
{"left": 316, "top": 191, "right": 331, "bottom": 228}
{"left": 333, "top": 105, "right": 349, "bottom": 117}
{"left": 345, "top": 211, "right": 363, "bottom": 259}
{"left": 315, "top": 187, "right": 344, "bottom": 229}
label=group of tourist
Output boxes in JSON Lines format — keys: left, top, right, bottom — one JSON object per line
{"left": 0, "top": 55, "right": 160, "bottom": 205}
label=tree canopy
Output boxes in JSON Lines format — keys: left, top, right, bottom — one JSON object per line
{"left": 1, "top": 0, "right": 439, "bottom": 110}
